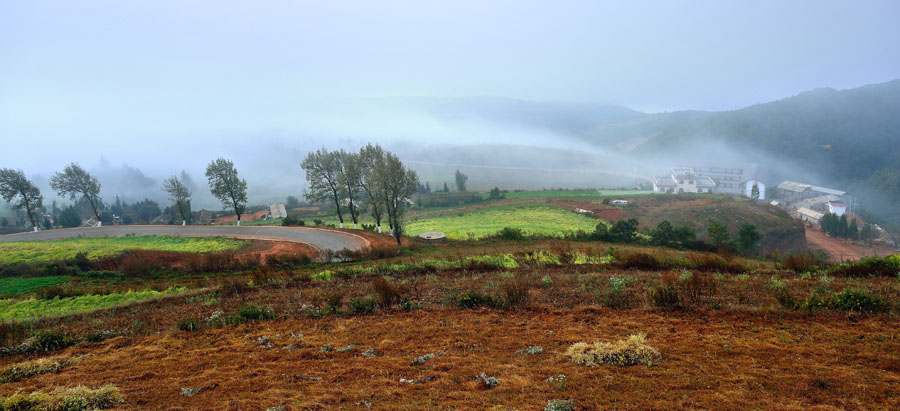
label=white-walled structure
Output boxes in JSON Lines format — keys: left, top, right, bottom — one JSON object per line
{"left": 743, "top": 180, "right": 766, "bottom": 200}
{"left": 652, "top": 168, "right": 716, "bottom": 194}
{"left": 827, "top": 201, "right": 847, "bottom": 216}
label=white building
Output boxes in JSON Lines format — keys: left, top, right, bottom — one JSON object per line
{"left": 686, "top": 164, "right": 758, "bottom": 195}
{"left": 797, "top": 207, "right": 824, "bottom": 224}
{"left": 269, "top": 203, "right": 287, "bottom": 219}
{"left": 652, "top": 168, "right": 717, "bottom": 194}
{"left": 827, "top": 201, "right": 847, "bottom": 216}
{"left": 742, "top": 180, "right": 766, "bottom": 200}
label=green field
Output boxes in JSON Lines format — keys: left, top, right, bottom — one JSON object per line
{"left": 0, "top": 236, "right": 248, "bottom": 265}
{"left": 406, "top": 202, "right": 602, "bottom": 239}
{"left": 0, "top": 287, "right": 188, "bottom": 322}
{"left": 0, "top": 276, "right": 71, "bottom": 297}
{"left": 493, "top": 189, "right": 656, "bottom": 200}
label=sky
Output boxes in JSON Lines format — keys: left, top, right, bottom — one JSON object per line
{"left": 1, "top": 0, "right": 899, "bottom": 199}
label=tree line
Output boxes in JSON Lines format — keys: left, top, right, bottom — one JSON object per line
{"left": 301, "top": 144, "right": 418, "bottom": 245}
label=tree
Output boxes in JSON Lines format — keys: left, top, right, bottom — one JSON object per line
{"left": 454, "top": 169, "right": 468, "bottom": 192}
{"left": 736, "top": 223, "right": 760, "bottom": 253}
{"left": 848, "top": 219, "right": 859, "bottom": 240}
{"left": 442, "top": 182, "right": 450, "bottom": 193}
{"left": 0, "top": 217, "right": 7, "bottom": 227}
{"left": 338, "top": 150, "right": 363, "bottom": 228}
{"left": 0, "top": 169, "right": 44, "bottom": 232}
{"left": 489, "top": 187, "right": 502, "bottom": 199}
{"left": 302, "top": 149, "right": 345, "bottom": 228}
{"left": 286, "top": 195, "right": 300, "bottom": 207}
{"left": 610, "top": 218, "right": 640, "bottom": 243}
{"left": 707, "top": 221, "right": 730, "bottom": 249}
{"left": 205, "top": 158, "right": 248, "bottom": 226}
{"left": 376, "top": 152, "right": 419, "bottom": 246}
{"left": 650, "top": 220, "right": 676, "bottom": 247}
{"left": 58, "top": 205, "right": 82, "bottom": 228}
{"left": 673, "top": 224, "right": 696, "bottom": 247}
{"left": 49, "top": 163, "right": 102, "bottom": 226}
{"left": 751, "top": 182, "right": 760, "bottom": 200}
{"left": 134, "top": 198, "right": 162, "bottom": 223}
{"left": 358, "top": 144, "right": 386, "bottom": 233}
{"left": 860, "top": 223, "right": 876, "bottom": 246}
{"left": 838, "top": 214, "right": 849, "bottom": 238}
{"left": 163, "top": 176, "right": 192, "bottom": 225}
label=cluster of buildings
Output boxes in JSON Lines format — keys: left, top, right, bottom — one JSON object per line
{"left": 650, "top": 165, "right": 852, "bottom": 225}
{"left": 651, "top": 165, "right": 765, "bottom": 199}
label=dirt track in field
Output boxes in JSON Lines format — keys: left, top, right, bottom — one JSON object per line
{"left": 805, "top": 225, "right": 895, "bottom": 262}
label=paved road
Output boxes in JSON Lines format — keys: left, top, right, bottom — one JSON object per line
{"left": 0, "top": 225, "right": 369, "bottom": 253}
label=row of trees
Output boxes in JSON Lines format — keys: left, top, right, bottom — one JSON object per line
{"left": 301, "top": 144, "right": 418, "bottom": 245}
{"left": 0, "top": 159, "right": 246, "bottom": 231}
{"left": 820, "top": 212, "right": 878, "bottom": 244}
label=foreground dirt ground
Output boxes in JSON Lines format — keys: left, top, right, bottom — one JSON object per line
{"left": 805, "top": 225, "right": 896, "bottom": 262}
{"left": 4, "top": 308, "right": 899, "bottom": 410}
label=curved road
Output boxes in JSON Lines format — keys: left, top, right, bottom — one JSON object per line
{"left": 0, "top": 225, "right": 369, "bottom": 253}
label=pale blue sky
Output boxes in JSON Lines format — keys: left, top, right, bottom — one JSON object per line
{"left": 1, "top": 0, "right": 899, "bottom": 172}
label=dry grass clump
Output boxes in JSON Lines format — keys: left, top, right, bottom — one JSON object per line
{"left": 565, "top": 334, "right": 661, "bottom": 367}
{"left": 0, "top": 384, "right": 123, "bottom": 410}
{"left": 0, "top": 355, "right": 87, "bottom": 383}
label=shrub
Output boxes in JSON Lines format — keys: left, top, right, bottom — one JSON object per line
{"left": 499, "top": 275, "right": 533, "bottom": 308}
{"left": 778, "top": 251, "right": 830, "bottom": 273}
{"left": 29, "top": 331, "right": 76, "bottom": 352}
{"left": 36, "top": 286, "right": 83, "bottom": 300}
{"left": 677, "top": 272, "right": 717, "bottom": 306}
{"left": 617, "top": 252, "right": 667, "bottom": 271}
{"left": 0, "top": 384, "right": 124, "bottom": 410}
{"left": 603, "top": 276, "right": 637, "bottom": 309}
{"left": 218, "top": 280, "right": 253, "bottom": 297}
{"left": 650, "top": 281, "right": 680, "bottom": 310}
{"left": 372, "top": 277, "right": 403, "bottom": 309}
{"left": 685, "top": 252, "right": 746, "bottom": 273}
{"left": 0, "top": 355, "right": 85, "bottom": 383}
{"left": 451, "top": 290, "right": 501, "bottom": 309}
{"left": 497, "top": 227, "right": 526, "bottom": 241}
{"left": 829, "top": 256, "right": 900, "bottom": 278}
{"left": 565, "top": 334, "right": 661, "bottom": 367}
{"left": 237, "top": 304, "right": 273, "bottom": 321}
{"left": 68, "top": 252, "right": 93, "bottom": 272}
{"left": 801, "top": 288, "right": 887, "bottom": 313}
{"left": 281, "top": 216, "right": 305, "bottom": 226}
{"left": 349, "top": 297, "right": 376, "bottom": 315}
{"left": 266, "top": 253, "right": 312, "bottom": 267}
{"left": 177, "top": 318, "right": 200, "bottom": 332}
{"left": 322, "top": 289, "right": 346, "bottom": 313}
{"left": 250, "top": 267, "right": 278, "bottom": 285}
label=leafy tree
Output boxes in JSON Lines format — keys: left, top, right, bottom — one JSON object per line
{"left": 610, "top": 218, "right": 639, "bottom": 243}
{"left": 376, "top": 152, "right": 419, "bottom": 246}
{"left": 706, "top": 221, "right": 730, "bottom": 249}
{"left": 42, "top": 217, "right": 52, "bottom": 230}
{"left": 163, "top": 176, "right": 192, "bottom": 225}
{"left": 489, "top": 187, "right": 502, "bottom": 199}
{"left": 286, "top": 195, "right": 300, "bottom": 207}
{"left": 58, "top": 205, "right": 82, "bottom": 228}
{"left": 736, "top": 223, "right": 760, "bottom": 253}
{"left": 860, "top": 223, "right": 876, "bottom": 246}
{"left": 650, "top": 220, "right": 676, "bottom": 247}
{"left": 0, "top": 168, "right": 43, "bottom": 231}
{"left": 358, "top": 144, "right": 386, "bottom": 232}
{"left": 673, "top": 224, "right": 696, "bottom": 246}
{"left": 454, "top": 169, "right": 468, "bottom": 192}
{"left": 134, "top": 198, "right": 162, "bottom": 223}
{"left": 205, "top": 158, "right": 248, "bottom": 226}
{"left": 338, "top": 150, "right": 362, "bottom": 228}
{"left": 751, "top": 182, "right": 760, "bottom": 200}
{"left": 302, "top": 148, "right": 345, "bottom": 228}
{"left": 50, "top": 163, "right": 102, "bottom": 226}
{"left": 848, "top": 219, "right": 859, "bottom": 240}
{"left": 0, "top": 217, "right": 7, "bottom": 227}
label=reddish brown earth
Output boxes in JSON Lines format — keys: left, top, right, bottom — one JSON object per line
{"left": 214, "top": 210, "right": 270, "bottom": 224}
{"left": 3, "top": 309, "right": 899, "bottom": 410}
{"left": 805, "top": 225, "right": 895, "bottom": 262}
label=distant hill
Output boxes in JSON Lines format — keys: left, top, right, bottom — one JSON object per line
{"left": 586, "top": 79, "right": 900, "bottom": 223}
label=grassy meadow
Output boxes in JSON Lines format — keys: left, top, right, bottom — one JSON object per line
{"left": 0, "top": 236, "right": 247, "bottom": 265}
{"left": 0, "top": 277, "right": 70, "bottom": 297}
{"left": 0, "top": 287, "right": 188, "bottom": 322}
{"left": 406, "top": 202, "right": 602, "bottom": 239}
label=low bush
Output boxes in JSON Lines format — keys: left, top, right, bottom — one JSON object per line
{"left": 499, "top": 275, "right": 533, "bottom": 308}
{"left": 603, "top": 276, "right": 637, "bottom": 309}
{"left": 0, "top": 354, "right": 86, "bottom": 383}
{"left": 372, "top": 277, "right": 404, "bottom": 309}
{"left": 237, "top": 304, "right": 274, "bottom": 321}
{"left": 265, "top": 253, "right": 313, "bottom": 268}
{"left": 685, "top": 252, "right": 747, "bottom": 273}
{"left": 497, "top": 227, "right": 526, "bottom": 241}
{"left": 35, "top": 286, "right": 83, "bottom": 300}
{"left": 0, "top": 384, "right": 124, "bottom": 410}
{"left": 348, "top": 297, "right": 376, "bottom": 315}
{"left": 650, "top": 278, "right": 681, "bottom": 310}
{"left": 677, "top": 272, "right": 717, "bottom": 306}
{"left": 218, "top": 280, "right": 253, "bottom": 297}
{"left": 616, "top": 252, "right": 667, "bottom": 271}
{"left": 801, "top": 288, "right": 888, "bottom": 313}
{"left": 829, "top": 256, "right": 900, "bottom": 278}
{"left": 28, "top": 331, "right": 77, "bottom": 352}
{"left": 451, "top": 290, "right": 501, "bottom": 309}
{"left": 777, "top": 251, "right": 830, "bottom": 273}
{"left": 281, "top": 216, "right": 305, "bottom": 226}
{"left": 177, "top": 318, "right": 200, "bottom": 332}
{"left": 565, "top": 334, "right": 661, "bottom": 367}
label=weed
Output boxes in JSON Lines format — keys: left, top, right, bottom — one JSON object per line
{"left": 565, "top": 333, "right": 661, "bottom": 367}
{"left": 0, "top": 384, "right": 123, "bottom": 410}
{"left": 349, "top": 297, "right": 376, "bottom": 315}
{"left": 237, "top": 304, "right": 274, "bottom": 321}
{"left": 0, "top": 354, "right": 86, "bottom": 383}
{"left": 372, "top": 277, "right": 404, "bottom": 309}
{"left": 650, "top": 279, "right": 681, "bottom": 310}
{"left": 451, "top": 290, "right": 501, "bottom": 309}
{"left": 177, "top": 318, "right": 200, "bottom": 332}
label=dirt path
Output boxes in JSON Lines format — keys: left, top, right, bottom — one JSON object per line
{"left": 804, "top": 224, "right": 893, "bottom": 262}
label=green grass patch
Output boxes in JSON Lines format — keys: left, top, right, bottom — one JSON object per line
{"left": 0, "top": 276, "right": 70, "bottom": 297}
{"left": 407, "top": 202, "right": 602, "bottom": 239}
{"left": 496, "top": 189, "right": 656, "bottom": 200}
{"left": 0, "top": 236, "right": 247, "bottom": 265}
{"left": 0, "top": 287, "right": 189, "bottom": 322}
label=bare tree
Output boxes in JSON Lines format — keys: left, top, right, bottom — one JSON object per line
{"left": 0, "top": 169, "right": 43, "bottom": 232}
{"left": 358, "top": 143, "right": 386, "bottom": 232}
{"left": 205, "top": 158, "right": 247, "bottom": 226}
{"left": 163, "top": 176, "right": 192, "bottom": 226}
{"left": 302, "top": 148, "right": 345, "bottom": 228}
{"left": 50, "top": 163, "right": 103, "bottom": 226}
{"left": 377, "top": 152, "right": 419, "bottom": 246}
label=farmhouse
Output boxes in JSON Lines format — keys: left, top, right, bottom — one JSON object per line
{"left": 652, "top": 168, "right": 716, "bottom": 194}
{"left": 796, "top": 207, "right": 824, "bottom": 224}
{"left": 775, "top": 181, "right": 848, "bottom": 205}
{"left": 686, "top": 164, "right": 761, "bottom": 196}
{"left": 827, "top": 201, "right": 847, "bottom": 216}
